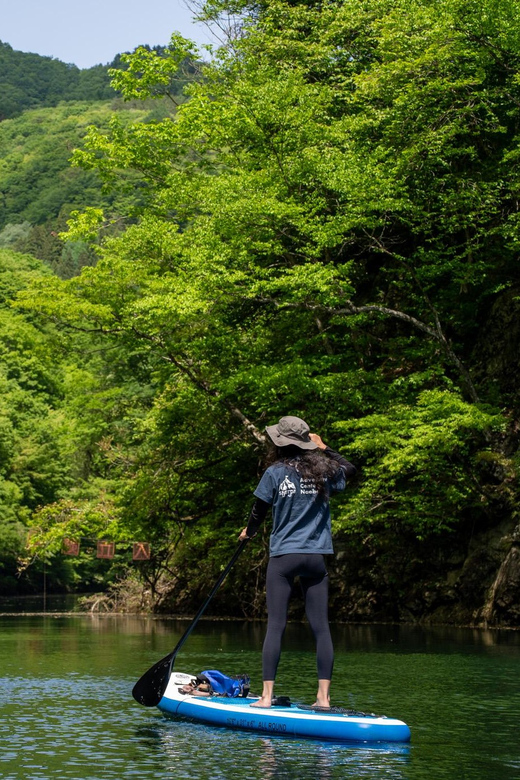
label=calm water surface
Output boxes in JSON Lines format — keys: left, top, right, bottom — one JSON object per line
{"left": 0, "top": 615, "right": 518, "bottom": 780}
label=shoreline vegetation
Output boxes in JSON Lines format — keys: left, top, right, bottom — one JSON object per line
{"left": 1, "top": 606, "right": 519, "bottom": 633}
{"left": 1, "top": 0, "right": 520, "bottom": 630}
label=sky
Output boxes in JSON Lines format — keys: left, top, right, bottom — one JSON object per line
{"left": 1, "top": 0, "right": 217, "bottom": 69}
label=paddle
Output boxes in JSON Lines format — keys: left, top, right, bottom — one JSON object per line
{"left": 132, "top": 537, "right": 249, "bottom": 707}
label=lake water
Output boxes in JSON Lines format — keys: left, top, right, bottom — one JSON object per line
{"left": 0, "top": 614, "right": 518, "bottom": 780}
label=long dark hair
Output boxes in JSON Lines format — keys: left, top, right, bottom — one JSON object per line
{"left": 265, "top": 444, "right": 340, "bottom": 498}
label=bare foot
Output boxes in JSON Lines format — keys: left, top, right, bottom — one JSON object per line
{"left": 250, "top": 697, "right": 272, "bottom": 708}
{"left": 312, "top": 701, "right": 331, "bottom": 709}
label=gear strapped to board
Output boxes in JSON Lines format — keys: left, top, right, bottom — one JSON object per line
{"left": 178, "top": 670, "right": 250, "bottom": 698}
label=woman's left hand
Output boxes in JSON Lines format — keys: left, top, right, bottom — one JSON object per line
{"left": 238, "top": 528, "right": 249, "bottom": 541}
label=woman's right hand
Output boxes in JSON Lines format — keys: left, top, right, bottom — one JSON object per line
{"left": 309, "top": 433, "right": 327, "bottom": 450}
{"left": 238, "top": 528, "right": 249, "bottom": 541}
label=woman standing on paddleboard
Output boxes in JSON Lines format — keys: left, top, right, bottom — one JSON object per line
{"left": 239, "top": 416, "right": 356, "bottom": 709}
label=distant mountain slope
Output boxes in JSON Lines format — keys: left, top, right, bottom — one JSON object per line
{"left": 0, "top": 100, "right": 154, "bottom": 276}
{"left": 0, "top": 41, "right": 118, "bottom": 119}
{"left": 0, "top": 100, "right": 149, "bottom": 227}
{"left": 0, "top": 41, "right": 198, "bottom": 275}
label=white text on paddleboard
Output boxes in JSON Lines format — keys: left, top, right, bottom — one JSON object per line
{"left": 226, "top": 717, "right": 287, "bottom": 733}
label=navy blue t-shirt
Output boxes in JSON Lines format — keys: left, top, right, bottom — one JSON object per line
{"left": 253, "top": 463, "right": 346, "bottom": 556}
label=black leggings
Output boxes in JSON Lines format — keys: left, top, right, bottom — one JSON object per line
{"left": 262, "top": 553, "right": 334, "bottom": 681}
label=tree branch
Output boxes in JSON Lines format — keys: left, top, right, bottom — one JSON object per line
{"left": 125, "top": 326, "right": 267, "bottom": 444}
{"left": 256, "top": 296, "right": 480, "bottom": 403}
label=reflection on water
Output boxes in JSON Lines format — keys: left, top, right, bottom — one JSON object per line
{"left": 0, "top": 616, "right": 519, "bottom": 780}
{"left": 149, "top": 720, "right": 411, "bottom": 780}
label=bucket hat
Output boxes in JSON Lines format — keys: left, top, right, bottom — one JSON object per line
{"left": 265, "top": 416, "right": 318, "bottom": 450}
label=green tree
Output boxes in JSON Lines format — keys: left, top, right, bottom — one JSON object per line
{"left": 0, "top": 250, "right": 69, "bottom": 587}
{"left": 0, "top": 222, "right": 32, "bottom": 248}
{"left": 19, "top": 3, "right": 520, "bottom": 613}
{"left": 0, "top": 248, "right": 160, "bottom": 595}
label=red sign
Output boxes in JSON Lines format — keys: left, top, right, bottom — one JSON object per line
{"left": 63, "top": 539, "right": 80, "bottom": 556}
{"left": 133, "top": 542, "right": 151, "bottom": 560}
{"left": 96, "top": 541, "right": 115, "bottom": 559}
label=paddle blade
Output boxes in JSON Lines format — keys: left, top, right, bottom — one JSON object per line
{"left": 132, "top": 652, "right": 174, "bottom": 707}
{"left": 132, "top": 540, "right": 249, "bottom": 707}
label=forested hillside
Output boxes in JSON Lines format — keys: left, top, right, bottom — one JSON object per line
{"left": 0, "top": 41, "right": 116, "bottom": 120}
{"left": 0, "top": 39, "right": 197, "bottom": 120}
{"left": 0, "top": 248, "right": 96, "bottom": 594}
{"left": 0, "top": 43, "right": 197, "bottom": 277}
{"left": 0, "top": 102, "right": 154, "bottom": 276}
{"left": 2, "top": 4, "right": 520, "bottom": 626}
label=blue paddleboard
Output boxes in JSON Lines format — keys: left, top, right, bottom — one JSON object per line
{"left": 157, "top": 672, "right": 411, "bottom": 743}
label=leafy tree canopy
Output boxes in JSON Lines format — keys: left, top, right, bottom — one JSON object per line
{"left": 16, "top": 3, "right": 520, "bottom": 609}
{"left": 0, "top": 250, "right": 67, "bottom": 564}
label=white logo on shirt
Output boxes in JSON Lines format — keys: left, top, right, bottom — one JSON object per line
{"left": 279, "top": 476, "right": 296, "bottom": 497}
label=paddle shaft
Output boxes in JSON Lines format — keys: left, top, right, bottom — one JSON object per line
{"left": 167, "top": 537, "right": 249, "bottom": 669}
{"left": 132, "top": 537, "right": 249, "bottom": 706}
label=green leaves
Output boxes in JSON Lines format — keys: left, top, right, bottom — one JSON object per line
{"left": 8, "top": 0, "right": 520, "bottom": 607}
{"left": 335, "top": 389, "right": 503, "bottom": 536}
{"left": 0, "top": 251, "right": 75, "bottom": 563}
{"left": 109, "top": 35, "right": 200, "bottom": 103}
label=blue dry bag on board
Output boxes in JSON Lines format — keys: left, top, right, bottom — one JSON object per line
{"left": 197, "top": 670, "right": 250, "bottom": 698}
